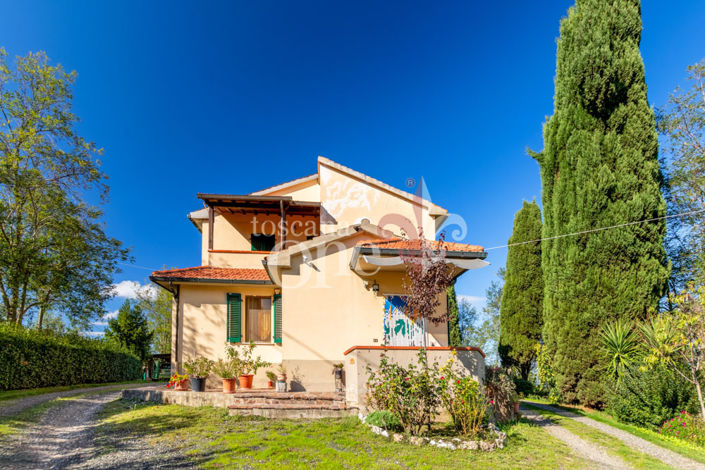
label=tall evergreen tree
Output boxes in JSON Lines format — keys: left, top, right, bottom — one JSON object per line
{"left": 105, "top": 300, "right": 153, "bottom": 362}
{"left": 532, "top": 0, "right": 669, "bottom": 405}
{"left": 447, "top": 285, "right": 462, "bottom": 347}
{"left": 499, "top": 201, "right": 543, "bottom": 380}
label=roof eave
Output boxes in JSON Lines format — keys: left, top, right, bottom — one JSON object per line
{"left": 149, "top": 275, "right": 273, "bottom": 285}
{"left": 357, "top": 247, "right": 488, "bottom": 259}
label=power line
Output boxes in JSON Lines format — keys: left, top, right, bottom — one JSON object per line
{"left": 117, "top": 262, "right": 158, "bottom": 271}
{"left": 485, "top": 208, "right": 705, "bottom": 251}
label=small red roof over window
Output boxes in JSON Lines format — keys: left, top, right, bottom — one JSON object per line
{"left": 150, "top": 266, "right": 272, "bottom": 283}
{"left": 357, "top": 238, "right": 484, "bottom": 253}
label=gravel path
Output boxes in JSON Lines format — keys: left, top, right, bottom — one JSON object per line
{"left": 523, "top": 401, "right": 705, "bottom": 470}
{"left": 0, "top": 388, "right": 194, "bottom": 470}
{"left": 0, "top": 383, "right": 145, "bottom": 418}
{"left": 520, "top": 404, "right": 628, "bottom": 469}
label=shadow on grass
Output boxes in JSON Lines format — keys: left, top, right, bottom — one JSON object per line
{"left": 92, "top": 398, "right": 271, "bottom": 468}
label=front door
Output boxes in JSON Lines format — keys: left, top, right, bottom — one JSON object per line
{"left": 383, "top": 296, "right": 427, "bottom": 346}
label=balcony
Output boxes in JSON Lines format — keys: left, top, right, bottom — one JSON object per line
{"left": 198, "top": 194, "right": 321, "bottom": 268}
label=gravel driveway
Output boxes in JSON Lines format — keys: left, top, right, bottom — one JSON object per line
{"left": 0, "top": 383, "right": 145, "bottom": 418}
{"left": 0, "top": 387, "right": 193, "bottom": 470}
{"left": 523, "top": 401, "right": 705, "bottom": 470}
{"left": 520, "top": 404, "right": 628, "bottom": 469}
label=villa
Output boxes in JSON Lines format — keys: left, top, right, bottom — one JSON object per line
{"left": 150, "top": 157, "right": 488, "bottom": 406}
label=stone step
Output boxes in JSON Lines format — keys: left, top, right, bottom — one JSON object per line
{"left": 230, "top": 399, "right": 346, "bottom": 407}
{"left": 226, "top": 391, "right": 344, "bottom": 401}
{"left": 227, "top": 402, "right": 358, "bottom": 419}
{"left": 229, "top": 403, "right": 347, "bottom": 411}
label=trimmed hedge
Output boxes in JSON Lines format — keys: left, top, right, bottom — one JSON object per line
{"left": 0, "top": 323, "right": 142, "bottom": 390}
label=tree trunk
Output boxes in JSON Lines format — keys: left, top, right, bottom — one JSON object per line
{"left": 37, "top": 306, "right": 45, "bottom": 330}
{"left": 693, "top": 370, "right": 705, "bottom": 420}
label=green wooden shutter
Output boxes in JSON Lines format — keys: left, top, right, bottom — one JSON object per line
{"left": 227, "top": 293, "right": 242, "bottom": 343}
{"left": 273, "top": 294, "right": 282, "bottom": 344}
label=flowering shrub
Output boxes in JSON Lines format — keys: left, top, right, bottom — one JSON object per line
{"left": 485, "top": 366, "right": 518, "bottom": 423}
{"left": 166, "top": 373, "right": 189, "bottom": 389}
{"left": 659, "top": 411, "right": 705, "bottom": 447}
{"left": 366, "top": 349, "right": 441, "bottom": 436}
{"left": 439, "top": 359, "right": 486, "bottom": 436}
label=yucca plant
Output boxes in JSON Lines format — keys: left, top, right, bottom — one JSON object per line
{"left": 600, "top": 319, "right": 641, "bottom": 381}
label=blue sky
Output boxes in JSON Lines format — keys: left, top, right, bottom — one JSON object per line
{"left": 1, "top": 1, "right": 704, "bottom": 334}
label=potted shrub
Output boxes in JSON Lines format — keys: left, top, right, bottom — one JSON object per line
{"left": 167, "top": 373, "right": 189, "bottom": 391}
{"left": 276, "top": 364, "right": 287, "bottom": 392}
{"left": 184, "top": 357, "right": 214, "bottom": 392}
{"left": 213, "top": 356, "right": 241, "bottom": 394}
{"left": 227, "top": 341, "right": 272, "bottom": 390}
{"left": 266, "top": 370, "right": 277, "bottom": 389}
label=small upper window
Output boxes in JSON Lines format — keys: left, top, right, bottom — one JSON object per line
{"left": 251, "top": 234, "right": 275, "bottom": 252}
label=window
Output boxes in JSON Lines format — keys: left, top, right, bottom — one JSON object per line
{"left": 247, "top": 296, "right": 272, "bottom": 342}
{"left": 251, "top": 234, "right": 275, "bottom": 251}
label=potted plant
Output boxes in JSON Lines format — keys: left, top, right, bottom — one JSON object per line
{"left": 276, "top": 364, "right": 287, "bottom": 392}
{"left": 266, "top": 370, "right": 277, "bottom": 388}
{"left": 167, "top": 373, "right": 189, "bottom": 391}
{"left": 213, "top": 356, "right": 241, "bottom": 394}
{"left": 237, "top": 341, "right": 272, "bottom": 389}
{"left": 183, "top": 357, "right": 214, "bottom": 392}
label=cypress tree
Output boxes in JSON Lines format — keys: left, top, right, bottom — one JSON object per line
{"left": 532, "top": 0, "right": 668, "bottom": 406}
{"left": 447, "top": 285, "right": 462, "bottom": 347}
{"left": 499, "top": 201, "right": 543, "bottom": 380}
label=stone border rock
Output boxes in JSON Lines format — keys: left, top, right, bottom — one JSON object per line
{"left": 358, "top": 413, "right": 507, "bottom": 451}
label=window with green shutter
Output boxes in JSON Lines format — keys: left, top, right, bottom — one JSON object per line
{"left": 227, "top": 293, "right": 242, "bottom": 343}
{"left": 251, "top": 234, "right": 275, "bottom": 251}
{"left": 273, "top": 294, "right": 282, "bottom": 344}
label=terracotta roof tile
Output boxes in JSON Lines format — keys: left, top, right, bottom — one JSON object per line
{"left": 357, "top": 237, "right": 484, "bottom": 253}
{"left": 151, "top": 266, "right": 271, "bottom": 282}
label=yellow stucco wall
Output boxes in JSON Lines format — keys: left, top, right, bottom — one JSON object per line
{"left": 173, "top": 283, "right": 283, "bottom": 388}
{"left": 318, "top": 163, "right": 436, "bottom": 237}
{"left": 276, "top": 232, "right": 449, "bottom": 391}
{"left": 266, "top": 181, "right": 320, "bottom": 201}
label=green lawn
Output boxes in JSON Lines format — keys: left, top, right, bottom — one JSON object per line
{"left": 522, "top": 399, "right": 705, "bottom": 465}
{"left": 0, "top": 380, "right": 144, "bottom": 402}
{"left": 95, "top": 399, "right": 591, "bottom": 469}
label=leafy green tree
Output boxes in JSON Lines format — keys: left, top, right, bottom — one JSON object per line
{"left": 136, "top": 285, "right": 172, "bottom": 354}
{"left": 446, "top": 285, "right": 462, "bottom": 347}
{"left": 658, "top": 60, "right": 705, "bottom": 290}
{"left": 0, "top": 48, "right": 129, "bottom": 328}
{"left": 105, "top": 300, "right": 153, "bottom": 362}
{"left": 532, "top": 0, "right": 669, "bottom": 405}
{"left": 499, "top": 201, "right": 543, "bottom": 380}
{"left": 463, "top": 269, "right": 504, "bottom": 365}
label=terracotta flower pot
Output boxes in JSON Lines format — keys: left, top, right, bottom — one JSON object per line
{"left": 267, "top": 380, "right": 274, "bottom": 388}
{"left": 175, "top": 380, "right": 188, "bottom": 391}
{"left": 222, "top": 378, "right": 237, "bottom": 394}
{"left": 239, "top": 374, "right": 254, "bottom": 389}
{"left": 514, "top": 402, "right": 520, "bottom": 414}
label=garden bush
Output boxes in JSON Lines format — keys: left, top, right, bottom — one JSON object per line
{"left": 365, "top": 410, "right": 403, "bottom": 432}
{"left": 366, "top": 349, "right": 441, "bottom": 436}
{"left": 485, "top": 366, "right": 518, "bottom": 423}
{"left": 659, "top": 411, "right": 705, "bottom": 447}
{"left": 0, "top": 323, "right": 142, "bottom": 390}
{"left": 607, "top": 365, "right": 698, "bottom": 429}
{"left": 439, "top": 358, "right": 486, "bottom": 436}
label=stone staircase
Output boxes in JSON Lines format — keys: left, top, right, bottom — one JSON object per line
{"left": 227, "top": 391, "right": 356, "bottom": 419}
